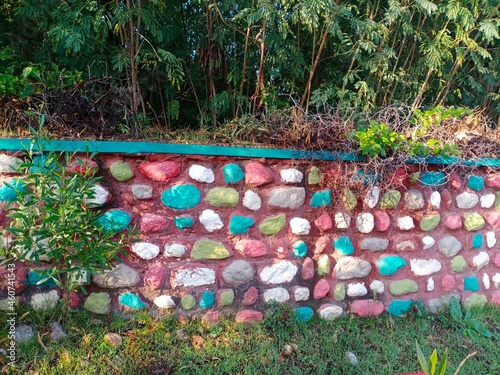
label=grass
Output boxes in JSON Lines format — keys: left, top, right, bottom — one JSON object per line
{"left": 1, "top": 303, "right": 499, "bottom": 375}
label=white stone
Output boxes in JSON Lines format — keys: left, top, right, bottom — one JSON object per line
{"left": 199, "top": 209, "right": 223, "bottom": 232}
{"left": 70, "top": 270, "right": 88, "bottom": 285}
{"left": 364, "top": 186, "right": 380, "bottom": 208}
{"left": 280, "top": 168, "right": 303, "bottom": 183}
{"left": 268, "top": 187, "right": 305, "bottom": 209}
{"left": 31, "top": 290, "right": 60, "bottom": 311}
{"left": 370, "top": 280, "right": 385, "bottom": 295}
{"left": 131, "top": 242, "right": 160, "bottom": 260}
{"left": 85, "top": 184, "right": 110, "bottom": 206}
{"left": 397, "top": 216, "right": 415, "bottom": 230}
{"left": 290, "top": 217, "right": 310, "bottom": 235}
{"left": 430, "top": 191, "right": 441, "bottom": 209}
{"left": 422, "top": 236, "right": 435, "bottom": 250}
{"left": 473, "top": 251, "right": 489, "bottom": 270}
{"left": 346, "top": 283, "right": 367, "bottom": 297}
{"left": 164, "top": 244, "right": 187, "bottom": 258}
{"left": 334, "top": 212, "right": 351, "bottom": 229}
{"left": 486, "top": 232, "right": 496, "bottom": 248}
{"left": 410, "top": 259, "right": 442, "bottom": 276}
{"left": 131, "top": 184, "right": 153, "bottom": 199}
{"left": 259, "top": 260, "right": 298, "bottom": 284}
{"left": 427, "top": 277, "right": 435, "bottom": 292}
{"left": 188, "top": 164, "right": 215, "bottom": 183}
{"left": 293, "top": 287, "right": 310, "bottom": 301}
{"left": 173, "top": 267, "right": 216, "bottom": 287}
{"left": 480, "top": 194, "right": 496, "bottom": 208}
{"left": 493, "top": 273, "right": 500, "bottom": 288}
{"left": 456, "top": 191, "right": 479, "bottom": 209}
{"left": 318, "top": 305, "right": 343, "bottom": 320}
{"left": 483, "top": 273, "right": 490, "bottom": 290}
{"left": 154, "top": 295, "right": 176, "bottom": 309}
{"left": 263, "top": 287, "right": 290, "bottom": 303}
{"left": 242, "top": 190, "right": 262, "bottom": 211}
{"left": 0, "top": 154, "right": 22, "bottom": 173}
{"left": 356, "top": 212, "right": 374, "bottom": 234}
{"left": 334, "top": 257, "right": 372, "bottom": 279}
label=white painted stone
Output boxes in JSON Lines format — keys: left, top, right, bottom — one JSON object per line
{"left": 493, "top": 273, "right": 500, "bottom": 288}
{"left": 430, "top": 191, "right": 441, "bottom": 209}
{"left": 334, "top": 212, "right": 351, "bottom": 229}
{"left": 70, "top": 270, "right": 88, "bottom": 285}
{"left": 85, "top": 184, "right": 110, "bottom": 206}
{"left": 396, "top": 240, "right": 415, "bottom": 252}
{"left": 0, "top": 154, "right": 22, "bottom": 173}
{"left": 364, "top": 186, "right": 380, "bottom": 208}
{"left": 347, "top": 283, "right": 367, "bottom": 297}
{"left": 242, "top": 190, "right": 261, "bottom": 211}
{"left": 290, "top": 217, "right": 310, "bottom": 235}
{"left": 164, "top": 244, "right": 187, "bottom": 258}
{"left": 199, "top": 209, "right": 223, "bottom": 232}
{"left": 480, "top": 194, "right": 496, "bottom": 208}
{"left": 422, "top": 236, "right": 435, "bottom": 250}
{"left": 360, "top": 238, "right": 389, "bottom": 251}
{"left": 268, "top": 187, "right": 305, "bottom": 209}
{"left": 438, "top": 236, "right": 462, "bottom": 257}
{"left": 486, "top": 232, "right": 496, "bottom": 248}
{"left": 131, "top": 242, "right": 160, "bottom": 260}
{"left": 93, "top": 264, "right": 140, "bottom": 288}
{"left": 334, "top": 257, "right": 372, "bottom": 279}
{"left": 356, "top": 212, "right": 374, "bottom": 234}
{"left": 280, "top": 168, "right": 303, "bottom": 183}
{"left": 154, "top": 295, "right": 176, "bottom": 309}
{"left": 293, "top": 287, "right": 310, "bottom": 301}
{"left": 456, "top": 191, "right": 479, "bottom": 209}
{"left": 131, "top": 184, "right": 153, "bottom": 199}
{"left": 473, "top": 251, "right": 489, "bottom": 270}
{"left": 263, "top": 287, "right": 290, "bottom": 303}
{"left": 260, "top": 261, "right": 298, "bottom": 284}
{"left": 31, "top": 290, "right": 60, "bottom": 311}
{"left": 369, "top": 280, "right": 385, "bottom": 295}
{"left": 188, "top": 164, "right": 215, "bottom": 183}
{"left": 410, "top": 259, "right": 442, "bottom": 276}
{"left": 427, "top": 277, "right": 435, "bottom": 292}
{"left": 318, "top": 304, "right": 343, "bottom": 320}
{"left": 397, "top": 216, "right": 415, "bottom": 230}
{"left": 483, "top": 273, "right": 490, "bottom": 290}
{"left": 173, "top": 267, "right": 216, "bottom": 287}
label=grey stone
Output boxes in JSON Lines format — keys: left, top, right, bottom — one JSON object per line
{"left": 50, "top": 322, "right": 67, "bottom": 342}
{"left": 438, "top": 236, "right": 462, "bottom": 258}
{"left": 360, "top": 237, "right": 389, "bottom": 251}
{"left": 334, "top": 257, "right": 372, "bottom": 279}
{"left": 93, "top": 264, "right": 141, "bottom": 288}
{"left": 0, "top": 154, "right": 22, "bottom": 173}
{"left": 222, "top": 260, "right": 255, "bottom": 285}
{"left": 405, "top": 189, "right": 425, "bottom": 210}
{"left": 268, "top": 187, "right": 305, "bottom": 209}
{"left": 15, "top": 324, "right": 34, "bottom": 343}
{"left": 456, "top": 192, "right": 478, "bottom": 209}
{"left": 131, "top": 184, "right": 153, "bottom": 199}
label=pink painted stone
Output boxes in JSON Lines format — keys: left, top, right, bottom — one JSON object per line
{"left": 392, "top": 166, "right": 408, "bottom": 186}
{"left": 139, "top": 161, "right": 181, "bottom": 182}
{"left": 448, "top": 173, "right": 461, "bottom": 191}
{"left": 484, "top": 211, "right": 500, "bottom": 229}
{"left": 374, "top": 211, "right": 391, "bottom": 232}
{"left": 440, "top": 189, "right": 452, "bottom": 210}
{"left": 144, "top": 264, "right": 168, "bottom": 289}
{"left": 67, "top": 159, "right": 98, "bottom": 175}
{"left": 485, "top": 173, "right": 500, "bottom": 189}
{"left": 350, "top": 299, "right": 384, "bottom": 317}
{"left": 242, "top": 287, "right": 259, "bottom": 306}
{"left": 493, "top": 253, "right": 500, "bottom": 268}
{"left": 235, "top": 239, "right": 268, "bottom": 258}
{"left": 455, "top": 275, "right": 464, "bottom": 291}
{"left": 314, "top": 235, "right": 331, "bottom": 254}
{"left": 441, "top": 275, "right": 456, "bottom": 291}
{"left": 444, "top": 214, "right": 462, "bottom": 230}
{"left": 313, "top": 279, "right": 331, "bottom": 299}
{"left": 314, "top": 213, "right": 333, "bottom": 231}
{"left": 140, "top": 213, "right": 168, "bottom": 233}
{"left": 69, "top": 292, "right": 80, "bottom": 309}
{"left": 301, "top": 257, "right": 315, "bottom": 280}
{"left": 328, "top": 167, "right": 343, "bottom": 181}
{"left": 235, "top": 310, "right": 263, "bottom": 323}
{"left": 0, "top": 262, "right": 29, "bottom": 294}
{"left": 202, "top": 311, "right": 221, "bottom": 325}
{"left": 491, "top": 291, "right": 500, "bottom": 305}
{"left": 244, "top": 162, "right": 274, "bottom": 186}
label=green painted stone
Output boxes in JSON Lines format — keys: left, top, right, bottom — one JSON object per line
{"left": 472, "top": 233, "right": 483, "bottom": 249}
{"left": 376, "top": 256, "right": 406, "bottom": 276}
{"left": 310, "top": 190, "right": 331, "bottom": 207}
{"left": 495, "top": 192, "right": 500, "bottom": 209}
{"left": 219, "top": 290, "right": 234, "bottom": 306}
{"left": 191, "top": 239, "right": 230, "bottom": 260}
{"left": 162, "top": 184, "right": 201, "bottom": 210}
{"left": 229, "top": 216, "right": 255, "bottom": 234}
{"left": 467, "top": 176, "right": 484, "bottom": 191}
{"left": 223, "top": 163, "right": 244, "bottom": 184}
{"left": 317, "top": 254, "right": 331, "bottom": 276}
{"left": 295, "top": 306, "right": 314, "bottom": 323}
{"left": 342, "top": 188, "right": 357, "bottom": 211}
{"left": 464, "top": 275, "right": 479, "bottom": 292}
{"left": 174, "top": 216, "right": 194, "bottom": 230}
{"left": 199, "top": 291, "right": 215, "bottom": 309}
{"left": 463, "top": 294, "right": 488, "bottom": 310}
{"left": 334, "top": 236, "right": 354, "bottom": 255}
{"left": 380, "top": 190, "right": 401, "bottom": 209}
{"left": 420, "top": 172, "right": 446, "bottom": 186}
{"left": 451, "top": 256, "right": 467, "bottom": 273}
{"left": 28, "top": 270, "right": 57, "bottom": 289}
{"left": 463, "top": 212, "right": 485, "bottom": 231}
{"left": 118, "top": 292, "right": 146, "bottom": 309}
{"left": 389, "top": 279, "right": 418, "bottom": 296}
{"left": 96, "top": 209, "right": 131, "bottom": 232}
{"left": 0, "top": 179, "right": 25, "bottom": 202}
{"left": 308, "top": 166, "right": 322, "bottom": 185}
{"left": 334, "top": 283, "right": 346, "bottom": 301}
{"left": 181, "top": 295, "right": 196, "bottom": 310}
{"left": 420, "top": 213, "right": 441, "bottom": 232}
{"left": 259, "top": 214, "right": 286, "bottom": 235}
{"left": 110, "top": 161, "right": 134, "bottom": 182}
{"left": 292, "top": 240, "right": 308, "bottom": 258}
{"left": 84, "top": 292, "right": 111, "bottom": 315}
{"left": 206, "top": 187, "right": 239, "bottom": 207}
{"left": 388, "top": 299, "right": 413, "bottom": 316}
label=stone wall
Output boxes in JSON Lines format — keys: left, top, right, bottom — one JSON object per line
{"left": 1, "top": 151, "right": 500, "bottom": 322}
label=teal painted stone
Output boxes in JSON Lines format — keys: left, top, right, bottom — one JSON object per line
{"left": 464, "top": 275, "right": 480, "bottom": 292}
{"left": 353, "top": 169, "right": 379, "bottom": 185}
{"left": 27, "top": 271, "right": 57, "bottom": 289}
{"left": 229, "top": 216, "right": 255, "bottom": 234}
{"left": 161, "top": 184, "right": 201, "bottom": 210}
{"left": 376, "top": 256, "right": 406, "bottom": 276}
{"left": 472, "top": 233, "right": 483, "bottom": 249}
{"left": 334, "top": 236, "right": 354, "bottom": 255}
{"left": 467, "top": 176, "right": 484, "bottom": 191}
{"left": 388, "top": 299, "right": 413, "bottom": 316}
{"left": 292, "top": 241, "right": 308, "bottom": 258}
{"left": 420, "top": 172, "right": 446, "bottom": 186}
{"left": 223, "top": 163, "right": 244, "bottom": 184}
{"left": 174, "top": 216, "right": 194, "bottom": 230}
{"left": 310, "top": 190, "right": 331, "bottom": 207}
{"left": 96, "top": 210, "right": 131, "bottom": 232}
{"left": 0, "top": 179, "right": 25, "bottom": 202}
{"left": 199, "top": 291, "right": 215, "bottom": 309}
{"left": 118, "top": 292, "right": 146, "bottom": 309}
{"left": 30, "top": 155, "right": 56, "bottom": 174}
{"left": 295, "top": 306, "right": 314, "bottom": 323}
{"left": 110, "top": 161, "right": 134, "bottom": 182}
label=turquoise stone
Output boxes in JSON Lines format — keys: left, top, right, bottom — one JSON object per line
{"left": 161, "top": 184, "right": 201, "bottom": 210}
{"left": 30, "top": 155, "right": 56, "bottom": 174}
{"left": 294, "top": 306, "right": 314, "bottom": 323}
{"left": 174, "top": 216, "right": 194, "bottom": 230}
{"left": 334, "top": 236, "right": 354, "bottom": 255}
{"left": 464, "top": 275, "right": 480, "bottom": 292}
{"left": 353, "top": 169, "right": 378, "bottom": 185}
{"left": 467, "top": 176, "right": 484, "bottom": 191}
{"left": 229, "top": 216, "right": 255, "bottom": 234}
{"left": 118, "top": 292, "right": 146, "bottom": 309}
{"left": 96, "top": 210, "right": 131, "bottom": 232}
{"left": 310, "top": 190, "right": 331, "bottom": 207}
{"left": 0, "top": 179, "right": 25, "bottom": 202}
{"left": 388, "top": 299, "right": 413, "bottom": 316}
{"left": 199, "top": 291, "right": 215, "bottom": 308}
{"left": 27, "top": 271, "right": 57, "bottom": 289}
{"left": 292, "top": 241, "right": 308, "bottom": 258}
{"left": 420, "top": 172, "right": 446, "bottom": 186}
{"left": 376, "top": 256, "right": 406, "bottom": 276}
{"left": 471, "top": 233, "right": 483, "bottom": 249}
{"left": 223, "top": 163, "right": 244, "bottom": 184}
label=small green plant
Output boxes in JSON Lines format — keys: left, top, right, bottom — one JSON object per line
{"left": 263, "top": 301, "right": 301, "bottom": 343}
{"left": 416, "top": 341, "right": 448, "bottom": 375}
{"left": 353, "top": 120, "right": 404, "bottom": 157}
{"left": 449, "top": 296, "right": 496, "bottom": 342}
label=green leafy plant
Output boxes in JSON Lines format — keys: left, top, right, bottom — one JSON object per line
{"left": 353, "top": 120, "right": 404, "bottom": 157}
{"left": 416, "top": 341, "right": 448, "bottom": 375}
{"left": 263, "top": 301, "right": 301, "bottom": 343}
{"left": 449, "top": 296, "right": 496, "bottom": 342}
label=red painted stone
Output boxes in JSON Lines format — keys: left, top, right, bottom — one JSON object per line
{"left": 139, "top": 161, "right": 181, "bottom": 182}
{"left": 0, "top": 262, "right": 29, "bottom": 294}
{"left": 350, "top": 299, "right": 384, "bottom": 317}
{"left": 242, "top": 287, "right": 259, "bottom": 306}
{"left": 485, "top": 173, "right": 500, "bottom": 189}
{"left": 244, "top": 162, "right": 274, "bottom": 186}
{"left": 441, "top": 275, "right": 456, "bottom": 291}
{"left": 440, "top": 189, "right": 452, "bottom": 210}
{"left": 328, "top": 167, "right": 343, "bottom": 181}
{"left": 313, "top": 279, "right": 330, "bottom": 299}
{"left": 141, "top": 213, "right": 168, "bottom": 233}
{"left": 448, "top": 173, "right": 461, "bottom": 191}
{"left": 314, "top": 213, "right": 333, "bottom": 231}
{"left": 444, "top": 214, "right": 462, "bottom": 230}
{"left": 235, "top": 310, "right": 263, "bottom": 323}
{"left": 392, "top": 166, "right": 408, "bottom": 186}
{"left": 493, "top": 253, "right": 500, "bottom": 268}
{"left": 202, "top": 311, "right": 221, "bottom": 325}
{"left": 144, "top": 264, "right": 167, "bottom": 289}
{"left": 301, "top": 257, "right": 315, "bottom": 280}
{"left": 67, "top": 159, "right": 98, "bottom": 175}
{"left": 69, "top": 292, "right": 80, "bottom": 309}
{"left": 484, "top": 211, "right": 500, "bottom": 229}
{"left": 235, "top": 239, "right": 267, "bottom": 258}
{"left": 491, "top": 291, "right": 500, "bottom": 305}
{"left": 314, "top": 235, "right": 331, "bottom": 254}
{"left": 374, "top": 211, "right": 391, "bottom": 232}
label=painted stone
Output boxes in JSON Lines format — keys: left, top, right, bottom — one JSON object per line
{"left": 96, "top": 209, "right": 131, "bottom": 233}
{"left": 467, "top": 175, "right": 484, "bottom": 191}
{"left": 410, "top": 259, "right": 442, "bottom": 276}
{"left": 441, "top": 275, "right": 456, "bottom": 291}
{"left": 199, "top": 291, "right": 215, "bottom": 308}
{"left": 364, "top": 186, "right": 380, "bottom": 208}
{"left": 438, "top": 236, "right": 462, "bottom": 257}
{"left": 174, "top": 216, "right": 194, "bottom": 230}
{"left": 420, "top": 213, "right": 440, "bottom": 232}
{"left": 290, "top": 217, "right": 311, "bottom": 235}
{"left": 389, "top": 280, "right": 418, "bottom": 296}
{"left": 448, "top": 173, "right": 461, "bottom": 190}
{"left": 119, "top": 292, "right": 146, "bottom": 309}
{"left": 235, "top": 310, "right": 263, "bottom": 323}
{"left": 0, "top": 154, "right": 22, "bottom": 173}
{"left": 109, "top": 161, "right": 133, "bottom": 182}
{"left": 222, "top": 260, "right": 254, "bottom": 285}
{"left": 84, "top": 292, "right": 111, "bottom": 315}
{"left": 388, "top": 299, "right": 413, "bottom": 316}
{"left": 334, "top": 236, "right": 354, "bottom": 255}
{"left": 374, "top": 211, "right": 391, "bottom": 231}
{"left": 263, "top": 287, "right": 290, "bottom": 303}
{"left": 485, "top": 173, "right": 500, "bottom": 188}
{"left": 347, "top": 283, "right": 368, "bottom": 297}
{"left": 451, "top": 256, "right": 467, "bottom": 273}
{"left": 293, "top": 286, "right": 310, "bottom": 301}
{"left": 259, "top": 260, "right": 298, "bottom": 284}
{"left": 456, "top": 192, "right": 479, "bottom": 209}
{"left": 191, "top": 239, "right": 230, "bottom": 260}
{"left": 0, "top": 179, "right": 25, "bottom": 202}
{"left": 229, "top": 215, "right": 255, "bottom": 234}
{"left": 139, "top": 160, "right": 180, "bottom": 182}
{"left": 242, "top": 190, "right": 262, "bottom": 211}
{"left": 280, "top": 168, "right": 303, "bottom": 183}
{"left": 310, "top": 190, "right": 331, "bottom": 207}
{"left": 420, "top": 172, "right": 445, "bottom": 186}
{"left": 162, "top": 184, "right": 201, "bottom": 210}
{"left": 486, "top": 232, "right": 496, "bottom": 248}
{"left": 181, "top": 295, "right": 196, "bottom": 310}
{"left": 189, "top": 164, "right": 215, "bottom": 183}
{"left": 376, "top": 256, "right": 406, "bottom": 276}
{"left": 301, "top": 257, "right": 315, "bottom": 280}
{"left": 131, "top": 242, "right": 160, "bottom": 260}
{"left": 397, "top": 216, "right": 415, "bottom": 230}
{"left": 223, "top": 163, "right": 244, "bottom": 184}
{"left": 356, "top": 212, "right": 375, "bottom": 233}
{"left": 441, "top": 189, "right": 453, "bottom": 209}
{"left": 131, "top": 184, "right": 153, "bottom": 199}
{"left": 318, "top": 304, "right": 343, "bottom": 320}
{"left": 172, "top": 265, "right": 216, "bottom": 287}
{"left": 473, "top": 252, "right": 489, "bottom": 270}
{"left": 422, "top": 236, "right": 435, "bottom": 249}
{"left": 464, "top": 294, "right": 487, "bottom": 310}
{"left": 206, "top": 187, "right": 239, "bottom": 207}
{"left": 313, "top": 279, "right": 330, "bottom": 299}
{"left": 370, "top": 280, "right": 385, "bottom": 295}
{"left": 317, "top": 254, "right": 331, "bottom": 276}
{"left": 405, "top": 189, "right": 425, "bottom": 210}
{"left": 350, "top": 300, "right": 384, "bottom": 317}
{"left": 244, "top": 162, "right": 274, "bottom": 186}
{"left": 269, "top": 187, "right": 306, "bottom": 209}
{"left": 472, "top": 233, "right": 483, "bottom": 249}
{"left": 199, "top": 209, "right": 223, "bottom": 232}
{"left": 464, "top": 275, "right": 480, "bottom": 292}
{"left": 496, "top": 192, "right": 500, "bottom": 209}
{"left": 86, "top": 185, "right": 111, "bottom": 206}
{"left": 164, "top": 243, "right": 187, "bottom": 258}
{"left": 430, "top": 191, "right": 441, "bottom": 209}
{"left": 218, "top": 289, "right": 235, "bottom": 306}
{"left": 334, "top": 257, "right": 372, "bottom": 279}
{"left": 444, "top": 214, "right": 462, "bottom": 230}
{"left": 396, "top": 240, "right": 416, "bottom": 251}
{"left": 144, "top": 264, "right": 167, "bottom": 289}
{"left": 360, "top": 237, "right": 389, "bottom": 251}
{"left": 484, "top": 211, "right": 500, "bottom": 229}
{"left": 334, "top": 212, "right": 351, "bottom": 229}
{"left": 31, "top": 290, "right": 60, "bottom": 311}
{"left": 308, "top": 166, "right": 322, "bottom": 185}
{"left": 314, "top": 213, "right": 333, "bottom": 231}
{"left": 154, "top": 295, "right": 176, "bottom": 309}
{"left": 93, "top": 264, "right": 140, "bottom": 288}
{"left": 295, "top": 306, "right": 314, "bottom": 323}
{"left": 463, "top": 212, "right": 485, "bottom": 231}
{"left": 334, "top": 284, "right": 346, "bottom": 301}
{"left": 259, "top": 214, "right": 286, "bottom": 235}
{"left": 242, "top": 287, "right": 259, "bottom": 305}
{"left": 480, "top": 194, "right": 495, "bottom": 208}
{"left": 342, "top": 188, "right": 357, "bottom": 211}
{"left": 380, "top": 190, "right": 401, "bottom": 209}
{"left": 483, "top": 274, "right": 490, "bottom": 290}
{"left": 235, "top": 239, "right": 267, "bottom": 257}
{"left": 27, "top": 271, "right": 57, "bottom": 289}
{"left": 292, "top": 241, "right": 308, "bottom": 258}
